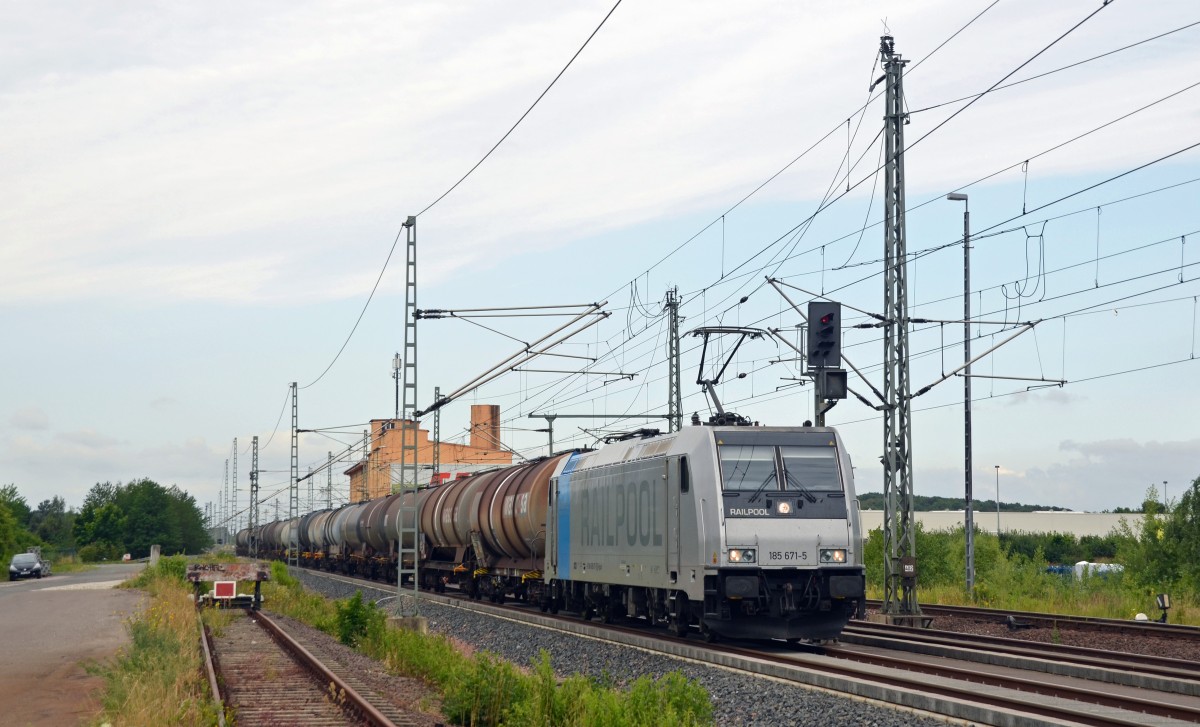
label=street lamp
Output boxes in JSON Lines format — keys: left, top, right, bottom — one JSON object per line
{"left": 947, "top": 192, "right": 974, "bottom": 594}
{"left": 1163, "top": 480, "right": 1168, "bottom": 508}
{"left": 994, "top": 465, "right": 1001, "bottom": 537}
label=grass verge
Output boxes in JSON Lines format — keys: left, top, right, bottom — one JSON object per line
{"left": 264, "top": 563, "right": 714, "bottom": 727}
{"left": 88, "top": 555, "right": 219, "bottom": 726}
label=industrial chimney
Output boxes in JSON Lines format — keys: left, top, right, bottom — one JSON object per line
{"left": 470, "top": 405, "right": 501, "bottom": 451}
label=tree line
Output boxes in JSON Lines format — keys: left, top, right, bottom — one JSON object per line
{"left": 0, "top": 478, "right": 210, "bottom": 564}
{"left": 859, "top": 492, "right": 1092, "bottom": 512}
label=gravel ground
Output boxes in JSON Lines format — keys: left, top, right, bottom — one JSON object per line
{"left": 875, "top": 609, "right": 1200, "bottom": 662}
{"left": 292, "top": 571, "right": 952, "bottom": 727}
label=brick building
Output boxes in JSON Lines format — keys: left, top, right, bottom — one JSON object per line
{"left": 344, "top": 404, "right": 512, "bottom": 501}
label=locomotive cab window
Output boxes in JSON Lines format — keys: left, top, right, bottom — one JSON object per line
{"left": 719, "top": 444, "right": 777, "bottom": 492}
{"left": 780, "top": 446, "right": 842, "bottom": 492}
{"left": 679, "top": 456, "right": 690, "bottom": 493}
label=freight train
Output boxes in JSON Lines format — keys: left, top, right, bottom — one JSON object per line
{"left": 238, "top": 424, "right": 865, "bottom": 641}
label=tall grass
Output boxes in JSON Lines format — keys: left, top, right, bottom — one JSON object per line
{"left": 264, "top": 562, "right": 713, "bottom": 726}
{"left": 89, "top": 556, "right": 219, "bottom": 726}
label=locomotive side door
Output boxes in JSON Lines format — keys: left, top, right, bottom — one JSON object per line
{"left": 666, "top": 456, "right": 682, "bottom": 583}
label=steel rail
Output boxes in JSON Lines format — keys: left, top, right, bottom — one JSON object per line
{"left": 198, "top": 620, "right": 227, "bottom": 727}
{"left": 864, "top": 600, "right": 1200, "bottom": 638}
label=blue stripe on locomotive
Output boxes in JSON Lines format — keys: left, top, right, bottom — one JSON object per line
{"left": 556, "top": 451, "right": 582, "bottom": 573}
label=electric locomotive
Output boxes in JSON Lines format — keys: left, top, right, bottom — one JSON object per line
{"left": 543, "top": 424, "right": 864, "bottom": 641}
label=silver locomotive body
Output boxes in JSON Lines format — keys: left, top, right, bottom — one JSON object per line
{"left": 544, "top": 426, "right": 864, "bottom": 640}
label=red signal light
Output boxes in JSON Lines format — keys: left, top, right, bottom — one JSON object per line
{"left": 819, "top": 313, "right": 835, "bottom": 325}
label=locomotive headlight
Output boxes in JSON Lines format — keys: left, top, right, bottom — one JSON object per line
{"left": 728, "top": 549, "right": 756, "bottom": 563}
{"left": 776, "top": 501, "right": 792, "bottom": 515}
{"left": 820, "top": 548, "right": 847, "bottom": 564}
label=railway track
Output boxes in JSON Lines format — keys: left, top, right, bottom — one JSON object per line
{"left": 292, "top": 566, "right": 1200, "bottom": 726}
{"left": 202, "top": 608, "right": 413, "bottom": 726}
{"left": 864, "top": 599, "right": 1200, "bottom": 639}
{"left": 843, "top": 620, "right": 1200, "bottom": 689}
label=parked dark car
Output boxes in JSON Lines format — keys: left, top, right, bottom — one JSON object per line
{"left": 8, "top": 552, "right": 50, "bottom": 580}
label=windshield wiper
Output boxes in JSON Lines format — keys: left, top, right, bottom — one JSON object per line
{"left": 784, "top": 470, "right": 819, "bottom": 503}
{"left": 747, "top": 470, "right": 777, "bottom": 504}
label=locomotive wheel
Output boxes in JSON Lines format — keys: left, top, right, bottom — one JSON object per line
{"left": 601, "top": 599, "right": 616, "bottom": 624}
{"left": 700, "top": 620, "right": 719, "bottom": 643}
{"left": 669, "top": 596, "right": 689, "bottom": 638}
{"left": 670, "top": 620, "right": 688, "bottom": 637}
{"left": 549, "top": 598, "right": 560, "bottom": 615}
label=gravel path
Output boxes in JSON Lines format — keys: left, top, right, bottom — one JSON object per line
{"left": 292, "top": 571, "right": 951, "bottom": 727}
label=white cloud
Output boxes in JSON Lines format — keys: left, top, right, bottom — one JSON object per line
{"left": 9, "top": 407, "right": 49, "bottom": 430}
{"left": 1020, "top": 438, "right": 1200, "bottom": 510}
{"left": 1, "top": 1, "right": 1195, "bottom": 305}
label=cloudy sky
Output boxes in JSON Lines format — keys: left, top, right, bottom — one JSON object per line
{"left": 2, "top": 0, "right": 1197, "bottom": 522}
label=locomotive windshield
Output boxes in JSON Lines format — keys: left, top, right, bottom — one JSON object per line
{"left": 719, "top": 445, "right": 777, "bottom": 491}
{"left": 717, "top": 433, "right": 843, "bottom": 494}
{"left": 780, "top": 446, "right": 841, "bottom": 492}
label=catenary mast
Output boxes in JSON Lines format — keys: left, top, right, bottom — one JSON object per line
{"left": 880, "top": 35, "right": 921, "bottom": 619}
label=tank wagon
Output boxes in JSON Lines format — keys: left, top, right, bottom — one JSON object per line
{"left": 240, "top": 424, "right": 865, "bottom": 641}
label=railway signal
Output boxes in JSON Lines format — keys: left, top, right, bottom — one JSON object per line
{"left": 806, "top": 301, "right": 842, "bottom": 370}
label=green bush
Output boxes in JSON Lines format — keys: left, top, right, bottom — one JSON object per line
{"left": 155, "top": 554, "right": 188, "bottom": 582}
{"left": 124, "top": 554, "right": 188, "bottom": 588}
{"left": 78, "top": 542, "right": 123, "bottom": 563}
{"left": 270, "top": 560, "right": 298, "bottom": 587}
{"left": 335, "top": 591, "right": 385, "bottom": 647}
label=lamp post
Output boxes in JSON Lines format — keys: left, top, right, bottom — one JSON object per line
{"left": 994, "top": 465, "right": 1001, "bottom": 537}
{"left": 947, "top": 192, "right": 973, "bottom": 594}
{"left": 1163, "top": 480, "right": 1168, "bottom": 508}
{"left": 392, "top": 353, "right": 403, "bottom": 420}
